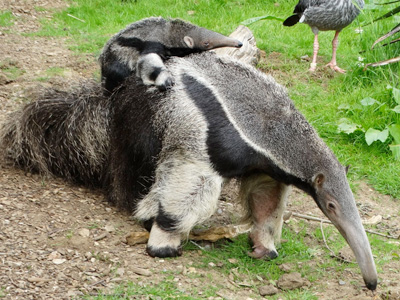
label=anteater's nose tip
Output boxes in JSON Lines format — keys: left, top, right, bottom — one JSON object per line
{"left": 237, "top": 42, "right": 243, "bottom": 48}
{"left": 365, "top": 279, "right": 377, "bottom": 291}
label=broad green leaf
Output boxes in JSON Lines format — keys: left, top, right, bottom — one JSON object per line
{"left": 389, "top": 124, "right": 400, "bottom": 144}
{"left": 241, "top": 15, "right": 284, "bottom": 26}
{"left": 338, "top": 103, "right": 351, "bottom": 110}
{"left": 360, "top": 97, "right": 380, "bottom": 106}
{"left": 365, "top": 128, "right": 389, "bottom": 145}
{"left": 337, "top": 118, "right": 362, "bottom": 134}
{"left": 352, "top": 103, "right": 363, "bottom": 111}
{"left": 393, "top": 87, "right": 400, "bottom": 104}
{"left": 392, "top": 105, "right": 400, "bottom": 113}
{"left": 389, "top": 144, "right": 400, "bottom": 160}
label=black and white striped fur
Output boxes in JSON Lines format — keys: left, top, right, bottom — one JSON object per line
{"left": 0, "top": 52, "right": 377, "bottom": 290}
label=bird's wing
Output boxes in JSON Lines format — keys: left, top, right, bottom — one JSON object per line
{"left": 293, "top": 0, "right": 327, "bottom": 14}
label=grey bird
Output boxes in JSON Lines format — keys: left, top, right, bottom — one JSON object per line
{"left": 283, "top": 0, "right": 364, "bottom": 73}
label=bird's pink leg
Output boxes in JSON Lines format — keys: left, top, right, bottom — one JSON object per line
{"left": 326, "top": 31, "right": 346, "bottom": 73}
{"left": 309, "top": 34, "right": 319, "bottom": 72}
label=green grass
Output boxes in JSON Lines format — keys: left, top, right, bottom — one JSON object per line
{"left": 81, "top": 224, "right": 398, "bottom": 299}
{"left": 0, "top": 11, "right": 14, "bottom": 27}
{"left": 35, "top": 66, "right": 68, "bottom": 82}
{"left": 85, "top": 280, "right": 219, "bottom": 299}
{"left": 0, "top": 59, "right": 25, "bottom": 81}
{"left": 82, "top": 227, "right": 324, "bottom": 299}
{"left": 187, "top": 227, "right": 314, "bottom": 281}
{"left": 0, "top": 65, "right": 25, "bottom": 81}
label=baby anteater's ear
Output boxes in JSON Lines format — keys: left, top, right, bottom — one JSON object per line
{"left": 183, "top": 36, "right": 195, "bottom": 48}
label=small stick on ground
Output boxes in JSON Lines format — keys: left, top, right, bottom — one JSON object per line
{"left": 319, "top": 220, "right": 355, "bottom": 264}
{"left": 190, "top": 240, "right": 207, "bottom": 251}
{"left": 67, "top": 14, "right": 86, "bottom": 23}
{"left": 8, "top": 273, "right": 18, "bottom": 288}
{"left": 88, "top": 279, "right": 107, "bottom": 288}
{"left": 364, "top": 229, "right": 399, "bottom": 239}
{"left": 288, "top": 211, "right": 399, "bottom": 239}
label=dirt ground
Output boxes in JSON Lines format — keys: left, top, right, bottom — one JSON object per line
{"left": 0, "top": 1, "right": 399, "bottom": 299}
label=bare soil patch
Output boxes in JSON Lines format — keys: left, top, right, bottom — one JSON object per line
{"left": 0, "top": 1, "right": 399, "bottom": 299}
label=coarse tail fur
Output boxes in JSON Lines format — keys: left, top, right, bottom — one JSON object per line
{"left": 99, "top": 17, "right": 242, "bottom": 93}
{"left": 0, "top": 52, "right": 377, "bottom": 290}
{"left": 0, "top": 81, "right": 111, "bottom": 186}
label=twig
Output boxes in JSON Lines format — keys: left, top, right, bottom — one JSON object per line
{"left": 228, "top": 279, "right": 240, "bottom": 288}
{"left": 288, "top": 211, "right": 399, "bottom": 239}
{"left": 364, "top": 229, "right": 398, "bottom": 239}
{"left": 8, "top": 273, "right": 18, "bottom": 288}
{"left": 190, "top": 240, "right": 206, "bottom": 251}
{"left": 88, "top": 279, "right": 107, "bottom": 288}
{"left": 290, "top": 212, "right": 332, "bottom": 224}
{"left": 47, "top": 228, "right": 67, "bottom": 237}
{"left": 320, "top": 221, "right": 355, "bottom": 264}
{"left": 85, "top": 293, "right": 125, "bottom": 297}
{"left": 67, "top": 14, "right": 85, "bottom": 23}
{"left": 93, "top": 232, "right": 108, "bottom": 241}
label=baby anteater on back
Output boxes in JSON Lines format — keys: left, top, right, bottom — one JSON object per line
{"left": 99, "top": 17, "right": 243, "bottom": 93}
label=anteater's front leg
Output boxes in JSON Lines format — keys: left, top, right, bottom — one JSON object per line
{"left": 136, "top": 157, "right": 223, "bottom": 258}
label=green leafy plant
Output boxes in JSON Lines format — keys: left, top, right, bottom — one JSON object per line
{"left": 241, "top": 15, "right": 284, "bottom": 26}
{"left": 337, "top": 85, "right": 400, "bottom": 159}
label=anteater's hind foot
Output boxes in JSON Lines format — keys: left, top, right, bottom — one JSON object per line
{"left": 240, "top": 174, "right": 291, "bottom": 260}
{"left": 248, "top": 240, "right": 278, "bottom": 260}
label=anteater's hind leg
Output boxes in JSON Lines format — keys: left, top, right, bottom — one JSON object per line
{"left": 135, "top": 157, "right": 223, "bottom": 258}
{"left": 240, "top": 174, "right": 291, "bottom": 260}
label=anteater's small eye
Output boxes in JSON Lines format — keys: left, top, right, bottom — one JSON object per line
{"left": 327, "top": 202, "right": 336, "bottom": 210}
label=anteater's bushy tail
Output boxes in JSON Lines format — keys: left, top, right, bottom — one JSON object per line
{"left": 0, "top": 80, "right": 111, "bottom": 187}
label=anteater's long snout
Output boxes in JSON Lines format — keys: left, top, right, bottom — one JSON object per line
{"left": 211, "top": 34, "right": 243, "bottom": 49}
{"left": 328, "top": 209, "right": 378, "bottom": 291}
{"left": 225, "top": 36, "right": 243, "bottom": 48}
{"left": 341, "top": 220, "right": 378, "bottom": 290}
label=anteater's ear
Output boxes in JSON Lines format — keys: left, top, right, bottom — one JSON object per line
{"left": 183, "top": 36, "right": 195, "bottom": 48}
{"left": 345, "top": 165, "right": 351, "bottom": 174}
{"left": 313, "top": 173, "right": 325, "bottom": 189}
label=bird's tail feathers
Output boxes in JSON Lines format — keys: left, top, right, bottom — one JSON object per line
{"left": 283, "top": 14, "right": 300, "bottom": 27}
